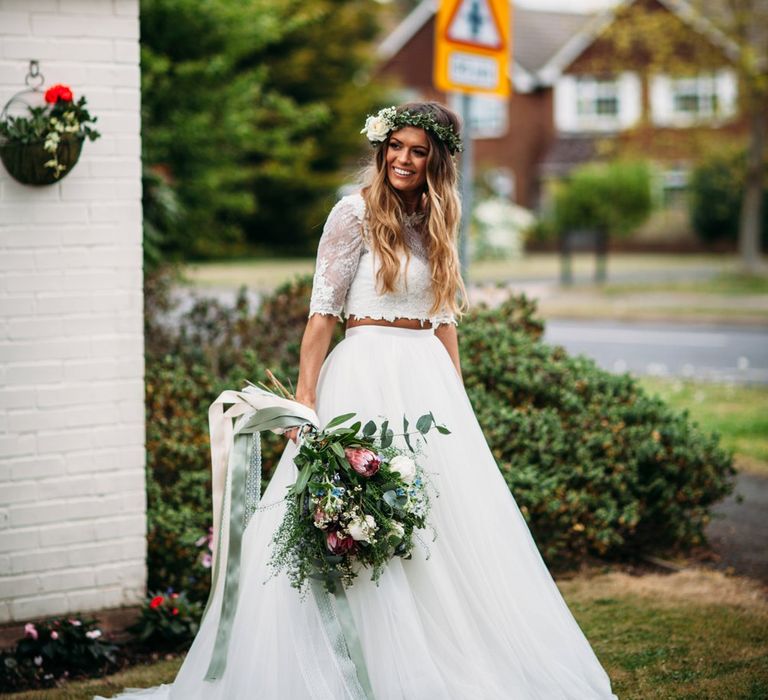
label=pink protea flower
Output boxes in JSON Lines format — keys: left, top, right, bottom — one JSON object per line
{"left": 325, "top": 530, "right": 357, "bottom": 556}
{"left": 24, "top": 623, "right": 38, "bottom": 640}
{"left": 344, "top": 447, "right": 381, "bottom": 477}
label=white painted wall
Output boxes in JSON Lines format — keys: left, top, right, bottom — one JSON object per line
{"left": 0, "top": 0, "right": 146, "bottom": 623}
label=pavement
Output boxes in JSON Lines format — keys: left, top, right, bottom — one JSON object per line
{"left": 701, "top": 471, "right": 768, "bottom": 584}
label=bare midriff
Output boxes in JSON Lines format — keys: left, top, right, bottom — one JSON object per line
{"left": 345, "top": 315, "right": 433, "bottom": 330}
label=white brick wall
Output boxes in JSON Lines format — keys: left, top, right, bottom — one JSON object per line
{"left": 0, "top": 0, "right": 146, "bottom": 624}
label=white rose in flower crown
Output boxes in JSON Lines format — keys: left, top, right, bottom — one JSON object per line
{"left": 348, "top": 514, "right": 377, "bottom": 542}
{"left": 389, "top": 455, "right": 417, "bottom": 484}
{"left": 361, "top": 115, "right": 392, "bottom": 142}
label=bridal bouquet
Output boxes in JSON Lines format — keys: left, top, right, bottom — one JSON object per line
{"left": 269, "top": 412, "right": 449, "bottom": 592}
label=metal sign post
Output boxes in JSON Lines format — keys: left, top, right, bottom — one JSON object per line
{"left": 433, "top": 0, "right": 511, "bottom": 285}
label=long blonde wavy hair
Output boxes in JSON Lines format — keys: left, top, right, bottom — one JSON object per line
{"left": 360, "top": 102, "right": 468, "bottom": 319}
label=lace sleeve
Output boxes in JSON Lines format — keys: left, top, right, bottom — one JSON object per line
{"left": 430, "top": 306, "right": 458, "bottom": 327}
{"left": 308, "top": 196, "right": 365, "bottom": 320}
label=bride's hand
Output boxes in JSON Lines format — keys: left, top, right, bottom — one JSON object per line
{"left": 286, "top": 396, "right": 316, "bottom": 444}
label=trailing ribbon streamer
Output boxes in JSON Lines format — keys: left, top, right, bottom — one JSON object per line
{"left": 201, "top": 385, "right": 376, "bottom": 697}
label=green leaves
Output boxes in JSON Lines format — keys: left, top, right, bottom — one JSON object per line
{"left": 324, "top": 412, "right": 356, "bottom": 430}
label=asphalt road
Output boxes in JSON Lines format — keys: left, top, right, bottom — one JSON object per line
{"left": 544, "top": 319, "right": 768, "bottom": 384}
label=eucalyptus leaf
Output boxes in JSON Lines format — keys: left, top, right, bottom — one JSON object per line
{"left": 324, "top": 412, "right": 356, "bottom": 430}
{"left": 416, "top": 414, "right": 433, "bottom": 434}
{"left": 436, "top": 425, "right": 451, "bottom": 435}
{"left": 362, "top": 420, "right": 377, "bottom": 437}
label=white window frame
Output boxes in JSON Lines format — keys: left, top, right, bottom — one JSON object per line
{"left": 555, "top": 72, "right": 640, "bottom": 133}
{"left": 651, "top": 69, "right": 737, "bottom": 127}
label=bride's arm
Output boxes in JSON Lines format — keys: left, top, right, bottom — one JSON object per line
{"left": 434, "top": 323, "right": 462, "bottom": 383}
{"left": 285, "top": 313, "right": 337, "bottom": 444}
{"left": 295, "top": 313, "right": 338, "bottom": 410}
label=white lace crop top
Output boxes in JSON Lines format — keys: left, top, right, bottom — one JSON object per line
{"left": 308, "top": 193, "right": 458, "bottom": 327}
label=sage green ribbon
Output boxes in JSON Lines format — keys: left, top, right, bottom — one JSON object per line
{"left": 310, "top": 580, "right": 376, "bottom": 700}
{"left": 201, "top": 386, "right": 376, "bottom": 697}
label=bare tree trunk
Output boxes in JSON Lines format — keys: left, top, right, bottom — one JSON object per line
{"left": 738, "top": 105, "right": 766, "bottom": 273}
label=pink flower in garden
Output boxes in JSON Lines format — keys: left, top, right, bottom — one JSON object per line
{"left": 68, "top": 619, "right": 82, "bottom": 626}
{"left": 201, "top": 553, "right": 213, "bottom": 568}
{"left": 344, "top": 447, "right": 381, "bottom": 477}
{"left": 85, "top": 629, "right": 102, "bottom": 639}
{"left": 171, "top": 592, "right": 179, "bottom": 600}
{"left": 149, "top": 595, "right": 164, "bottom": 609}
{"left": 24, "top": 623, "right": 38, "bottom": 640}
{"left": 50, "top": 631, "right": 59, "bottom": 640}
{"left": 172, "top": 608, "right": 179, "bottom": 616}
{"left": 326, "top": 530, "right": 357, "bottom": 556}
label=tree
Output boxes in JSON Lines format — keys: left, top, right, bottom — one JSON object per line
{"left": 577, "top": 0, "right": 766, "bottom": 272}
{"left": 694, "top": 0, "right": 768, "bottom": 273}
{"left": 140, "top": 0, "right": 383, "bottom": 259}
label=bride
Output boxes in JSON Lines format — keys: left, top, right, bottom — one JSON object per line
{"left": 100, "top": 101, "right": 617, "bottom": 699}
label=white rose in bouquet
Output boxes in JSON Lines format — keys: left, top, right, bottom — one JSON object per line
{"left": 389, "top": 455, "right": 417, "bottom": 484}
{"left": 348, "top": 514, "right": 377, "bottom": 543}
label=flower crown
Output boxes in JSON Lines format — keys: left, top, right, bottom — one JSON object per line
{"left": 360, "top": 106, "right": 463, "bottom": 155}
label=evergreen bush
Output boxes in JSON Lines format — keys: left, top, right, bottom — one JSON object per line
{"left": 688, "top": 148, "right": 768, "bottom": 246}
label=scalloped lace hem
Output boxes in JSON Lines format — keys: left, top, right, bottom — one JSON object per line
{"left": 308, "top": 310, "right": 457, "bottom": 326}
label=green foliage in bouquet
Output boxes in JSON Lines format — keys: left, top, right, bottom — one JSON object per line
{"left": 270, "top": 413, "right": 447, "bottom": 592}
{"left": 128, "top": 591, "right": 203, "bottom": 651}
{"left": 0, "top": 617, "right": 118, "bottom": 691}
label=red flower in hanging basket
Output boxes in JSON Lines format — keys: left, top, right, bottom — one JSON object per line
{"left": 149, "top": 595, "right": 164, "bottom": 609}
{"left": 44, "top": 84, "right": 74, "bottom": 104}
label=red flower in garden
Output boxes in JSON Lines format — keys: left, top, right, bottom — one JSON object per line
{"left": 44, "top": 83, "right": 74, "bottom": 104}
{"left": 149, "top": 595, "right": 164, "bottom": 609}
{"left": 172, "top": 608, "right": 179, "bottom": 616}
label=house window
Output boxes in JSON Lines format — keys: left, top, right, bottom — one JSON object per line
{"left": 448, "top": 93, "right": 508, "bottom": 139}
{"left": 575, "top": 77, "right": 619, "bottom": 118}
{"left": 651, "top": 70, "right": 737, "bottom": 127}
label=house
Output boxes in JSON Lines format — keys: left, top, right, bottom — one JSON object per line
{"left": 378, "top": 0, "right": 743, "bottom": 212}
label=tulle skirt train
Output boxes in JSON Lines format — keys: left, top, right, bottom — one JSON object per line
{"left": 98, "top": 325, "right": 617, "bottom": 700}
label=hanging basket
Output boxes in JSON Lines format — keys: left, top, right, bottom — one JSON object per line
{"left": 0, "top": 133, "right": 85, "bottom": 186}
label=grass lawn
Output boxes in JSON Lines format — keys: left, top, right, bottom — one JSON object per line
{"left": 638, "top": 377, "right": 768, "bottom": 477}
{"left": 11, "top": 568, "right": 767, "bottom": 700}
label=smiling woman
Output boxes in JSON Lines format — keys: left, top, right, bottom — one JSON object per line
{"left": 98, "top": 102, "right": 619, "bottom": 700}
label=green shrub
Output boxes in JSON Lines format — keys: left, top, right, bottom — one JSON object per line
{"left": 461, "top": 297, "right": 736, "bottom": 567}
{"left": 689, "top": 148, "right": 768, "bottom": 246}
{"left": 144, "top": 273, "right": 735, "bottom": 600}
{"left": 553, "top": 159, "right": 653, "bottom": 236}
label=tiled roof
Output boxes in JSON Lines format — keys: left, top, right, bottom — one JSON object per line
{"left": 513, "top": 7, "right": 597, "bottom": 74}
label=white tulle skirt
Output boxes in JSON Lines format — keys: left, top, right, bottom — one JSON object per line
{"left": 98, "top": 325, "right": 617, "bottom": 700}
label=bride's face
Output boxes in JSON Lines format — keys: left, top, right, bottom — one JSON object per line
{"left": 385, "top": 127, "right": 429, "bottom": 195}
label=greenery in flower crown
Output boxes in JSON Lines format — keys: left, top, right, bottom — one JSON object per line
{"left": 269, "top": 410, "right": 450, "bottom": 593}
{"left": 361, "top": 105, "right": 463, "bottom": 154}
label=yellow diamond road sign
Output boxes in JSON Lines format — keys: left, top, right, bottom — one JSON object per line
{"left": 434, "top": 0, "right": 511, "bottom": 96}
